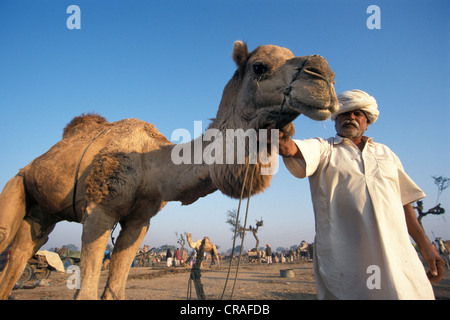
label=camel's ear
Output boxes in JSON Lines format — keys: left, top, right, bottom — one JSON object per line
{"left": 232, "top": 41, "right": 249, "bottom": 67}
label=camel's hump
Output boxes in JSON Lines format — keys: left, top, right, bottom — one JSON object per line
{"left": 63, "top": 113, "right": 109, "bottom": 139}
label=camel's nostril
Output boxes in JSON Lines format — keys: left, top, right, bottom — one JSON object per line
{"left": 305, "top": 68, "right": 322, "bottom": 75}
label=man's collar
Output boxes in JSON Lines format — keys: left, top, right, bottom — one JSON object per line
{"left": 333, "top": 134, "right": 344, "bottom": 144}
{"left": 334, "top": 134, "right": 373, "bottom": 145}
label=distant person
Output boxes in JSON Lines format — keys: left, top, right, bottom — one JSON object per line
{"left": 175, "top": 248, "right": 181, "bottom": 266}
{"left": 265, "top": 244, "right": 272, "bottom": 264}
{"left": 278, "top": 89, "right": 444, "bottom": 299}
{"left": 166, "top": 248, "right": 173, "bottom": 267}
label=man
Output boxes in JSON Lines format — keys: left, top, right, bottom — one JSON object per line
{"left": 278, "top": 89, "right": 444, "bottom": 299}
{"left": 266, "top": 244, "right": 272, "bottom": 264}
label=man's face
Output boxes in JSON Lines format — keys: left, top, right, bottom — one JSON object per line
{"left": 334, "top": 109, "right": 369, "bottom": 139}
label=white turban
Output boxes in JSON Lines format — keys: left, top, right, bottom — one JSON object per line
{"left": 331, "top": 89, "right": 379, "bottom": 124}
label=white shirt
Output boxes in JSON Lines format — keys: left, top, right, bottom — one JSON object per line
{"left": 283, "top": 135, "right": 434, "bottom": 299}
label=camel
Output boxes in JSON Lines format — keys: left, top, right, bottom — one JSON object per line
{"left": 436, "top": 238, "right": 450, "bottom": 267}
{"left": 297, "top": 240, "right": 311, "bottom": 260}
{"left": 186, "top": 233, "right": 219, "bottom": 266}
{"left": 434, "top": 238, "right": 449, "bottom": 252}
{"left": 0, "top": 41, "right": 338, "bottom": 299}
{"left": 443, "top": 240, "right": 450, "bottom": 254}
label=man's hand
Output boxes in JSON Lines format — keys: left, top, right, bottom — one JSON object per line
{"left": 404, "top": 203, "right": 445, "bottom": 283}
{"left": 421, "top": 245, "right": 446, "bottom": 283}
{"left": 271, "top": 130, "right": 303, "bottom": 160}
{"left": 278, "top": 131, "right": 300, "bottom": 157}
{"left": 265, "top": 123, "right": 303, "bottom": 159}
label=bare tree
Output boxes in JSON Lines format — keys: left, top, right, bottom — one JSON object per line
{"left": 413, "top": 175, "right": 448, "bottom": 228}
{"left": 175, "top": 231, "right": 187, "bottom": 258}
{"left": 432, "top": 175, "right": 450, "bottom": 204}
{"left": 225, "top": 209, "right": 264, "bottom": 261}
{"left": 242, "top": 219, "right": 264, "bottom": 251}
{"left": 225, "top": 209, "right": 244, "bottom": 240}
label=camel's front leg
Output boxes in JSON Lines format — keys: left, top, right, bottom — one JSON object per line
{"left": 0, "top": 217, "right": 55, "bottom": 300}
{"left": 101, "top": 218, "right": 149, "bottom": 300}
{"left": 0, "top": 175, "right": 27, "bottom": 254}
{"left": 75, "top": 204, "right": 116, "bottom": 300}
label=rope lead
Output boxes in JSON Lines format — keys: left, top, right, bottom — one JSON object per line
{"left": 221, "top": 161, "right": 256, "bottom": 300}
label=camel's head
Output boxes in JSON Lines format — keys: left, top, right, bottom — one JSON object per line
{"left": 208, "top": 42, "right": 338, "bottom": 199}
{"left": 211, "top": 41, "right": 338, "bottom": 132}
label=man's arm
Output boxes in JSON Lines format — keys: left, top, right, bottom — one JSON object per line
{"left": 404, "top": 203, "right": 445, "bottom": 282}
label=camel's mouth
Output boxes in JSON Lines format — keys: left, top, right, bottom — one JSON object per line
{"left": 262, "top": 94, "right": 337, "bottom": 131}
{"left": 253, "top": 98, "right": 336, "bottom": 132}
{"left": 291, "top": 100, "right": 338, "bottom": 121}
{"left": 277, "top": 55, "right": 339, "bottom": 123}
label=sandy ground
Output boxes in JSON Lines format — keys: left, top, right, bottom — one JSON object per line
{"left": 7, "top": 260, "right": 450, "bottom": 301}
{"left": 9, "top": 260, "right": 317, "bottom": 300}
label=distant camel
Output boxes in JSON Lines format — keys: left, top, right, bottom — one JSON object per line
{"left": 186, "top": 233, "right": 220, "bottom": 266}
{"left": 297, "top": 240, "right": 311, "bottom": 260}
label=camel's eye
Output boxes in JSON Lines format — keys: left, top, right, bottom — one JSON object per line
{"left": 253, "top": 63, "right": 267, "bottom": 77}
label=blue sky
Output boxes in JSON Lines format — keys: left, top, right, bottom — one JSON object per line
{"left": 0, "top": 0, "right": 448, "bottom": 252}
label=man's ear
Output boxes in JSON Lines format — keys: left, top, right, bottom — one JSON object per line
{"left": 232, "top": 40, "right": 249, "bottom": 67}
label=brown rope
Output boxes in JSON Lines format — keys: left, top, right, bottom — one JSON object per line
{"left": 220, "top": 162, "right": 256, "bottom": 300}
{"left": 72, "top": 128, "right": 108, "bottom": 222}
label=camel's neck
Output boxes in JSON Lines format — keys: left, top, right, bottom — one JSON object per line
{"left": 146, "top": 126, "right": 275, "bottom": 205}
{"left": 143, "top": 136, "right": 216, "bottom": 205}
{"left": 186, "top": 236, "right": 195, "bottom": 248}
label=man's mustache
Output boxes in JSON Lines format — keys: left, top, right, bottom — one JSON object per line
{"left": 342, "top": 120, "right": 359, "bottom": 128}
